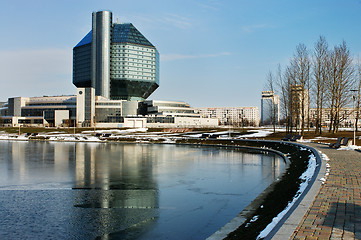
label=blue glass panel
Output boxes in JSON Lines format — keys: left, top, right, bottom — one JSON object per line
{"left": 112, "top": 24, "right": 154, "bottom": 47}
{"left": 75, "top": 30, "right": 92, "bottom": 48}
{"left": 112, "top": 23, "right": 131, "bottom": 43}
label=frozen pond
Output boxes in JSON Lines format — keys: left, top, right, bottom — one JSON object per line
{"left": 0, "top": 141, "right": 288, "bottom": 239}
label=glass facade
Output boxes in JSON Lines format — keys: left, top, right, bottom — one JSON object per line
{"left": 95, "top": 108, "right": 122, "bottom": 122}
{"left": 22, "top": 107, "right": 76, "bottom": 120}
{"left": 112, "top": 23, "right": 154, "bottom": 46}
{"left": 109, "top": 24, "right": 159, "bottom": 100}
{"left": 73, "top": 14, "right": 159, "bottom": 101}
{"left": 73, "top": 43, "right": 92, "bottom": 87}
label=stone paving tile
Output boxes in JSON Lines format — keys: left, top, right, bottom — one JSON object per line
{"left": 290, "top": 143, "right": 361, "bottom": 240}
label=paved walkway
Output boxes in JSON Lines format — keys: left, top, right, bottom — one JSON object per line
{"left": 290, "top": 143, "right": 361, "bottom": 240}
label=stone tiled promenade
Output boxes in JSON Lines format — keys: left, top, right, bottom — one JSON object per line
{"left": 290, "top": 143, "right": 361, "bottom": 240}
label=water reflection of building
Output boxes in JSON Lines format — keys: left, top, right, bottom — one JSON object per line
{"left": 74, "top": 143, "right": 159, "bottom": 207}
{"left": 73, "top": 143, "right": 159, "bottom": 238}
{"left": 1, "top": 141, "right": 290, "bottom": 239}
{"left": 7, "top": 142, "right": 74, "bottom": 185}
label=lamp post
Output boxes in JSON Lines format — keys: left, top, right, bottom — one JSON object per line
{"left": 351, "top": 89, "right": 358, "bottom": 146}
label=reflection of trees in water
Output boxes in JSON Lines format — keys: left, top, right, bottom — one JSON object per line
{"left": 196, "top": 146, "right": 285, "bottom": 182}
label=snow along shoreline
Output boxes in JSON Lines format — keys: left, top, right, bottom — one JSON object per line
{"left": 0, "top": 130, "right": 325, "bottom": 239}
{"left": 257, "top": 149, "right": 318, "bottom": 239}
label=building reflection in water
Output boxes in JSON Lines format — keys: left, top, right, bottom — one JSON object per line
{"left": 74, "top": 143, "right": 159, "bottom": 205}
{"left": 0, "top": 141, "right": 287, "bottom": 239}
{"left": 73, "top": 143, "right": 160, "bottom": 239}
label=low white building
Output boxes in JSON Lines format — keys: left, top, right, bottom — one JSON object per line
{"left": 309, "top": 108, "right": 361, "bottom": 128}
{"left": 195, "top": 107, "right": 260, "bottom": 126}
{"left": 0, "top": 96, "right": 76, "bottom": 127}
{"left": 143, "top": 100, "right": 219, "bottom": 128}
{"left": 0, "top": 95, "right": 219, "bottom": 128}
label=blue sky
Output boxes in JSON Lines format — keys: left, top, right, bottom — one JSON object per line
{"left": 1, "top": 0, "right": 361, "bottom": 108}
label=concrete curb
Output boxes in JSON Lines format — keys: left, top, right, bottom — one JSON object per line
{"left": 269, "top": 143, "right": 325, "bottom": 239}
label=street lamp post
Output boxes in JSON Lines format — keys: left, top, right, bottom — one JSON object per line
{"left": 351, "top": 89, "right": 358, "bottom": 146}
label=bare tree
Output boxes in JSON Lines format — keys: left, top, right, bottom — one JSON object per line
{"left": 285, "top": 65, "right": 299, "bottom": 133}
{"left": 290, "top": 43, "right": 311, "bottom": 135}
{"left": 327, "top": 41, "right": 355, "bottom": 133}
{"left": 312, "top": 36, "right": 329, "bottom": 134}
{"left": 277, "top": 65, "right": 294, "bottom": 133}
{"left": 267, "top": 38, "right": 357, "bottom": 135}
{"left": 264, "top": 71, "right": 278, "bottom": 132}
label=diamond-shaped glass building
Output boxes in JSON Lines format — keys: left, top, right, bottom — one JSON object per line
{"left": 73, "top": 11, "right": 159, "bottom": 101}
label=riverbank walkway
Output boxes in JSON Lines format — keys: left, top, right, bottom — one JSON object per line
{"left": 281, "top": 143, "right": 361, "bottom": 239}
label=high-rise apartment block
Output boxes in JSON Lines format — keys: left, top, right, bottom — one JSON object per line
{"left": 261, "top": 91, "right": 279, "bottom": 125}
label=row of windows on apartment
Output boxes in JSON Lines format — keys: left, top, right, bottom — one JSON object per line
{"left": 114, "top": 35, "right": 144, "bottom": 41}
{"left": 200, "top": 109, "right": 258, "bottom": 112}
{"left": 203, "top": 114, "right": 257, "bottom": 118}
{"left": 111, "top": 71, "right": 154, "bottom": 76}
{"left": 110, "top": 58, "right": 154, "bottom": 64}
{"left": 112, "top": 33, "right": 145, "bottom": 40}
{"left": 202, "top": 114, "right": 259, "bottom": 117}
{"left": 111, "top": 75, "right": 155, "bottom": 80}
{"left": 205, "top": 114, "right": 246, "bottom": 117}
{"left": 111, "top": 67, "right": 155, "bottom": 72}
{"left": 0, "top": 119, "right": 44, "bottom": 124}
{"left": 26, "top": 103, "right": 75, "bottom": 106}
{"left": 111, "top": 54, "right": 155, "bottom": 61}
{"left": 112, "top": 50, "right": 155, "bottom": 56}
{"left": 112, "top": 45, "right": 155, "bottom": 52}
{"left": 111, "top": 63, "right": 155, "bottom": 69}
{"left": 110, "top": 69, "right": 155, "bottom": 76}
{"left": 73, "top": 72, "right": 155, "bottom": 80}
{"left": 201, "top": 112, "right": 258, "bottom": 116}
{"left": 95, "top": 102, "right": 122, "bottom": 106}
{"left": 73, "top": 63, "right": 155, "bottom": 70}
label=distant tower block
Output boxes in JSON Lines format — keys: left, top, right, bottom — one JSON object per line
{"left": 261, "top": 91, "right": 279, "bottom": 125}
{"left": 73, "top": 10, "right": 159, "bottom": 101}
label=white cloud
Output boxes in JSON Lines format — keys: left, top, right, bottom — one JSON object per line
{"left": 162, "top": 13, "right": 192, "bottom": 29}
{"left": 116, "top": 13, "right": 193, "bottom": 30}
{"left": 161, "top": 52, "right": 231, "bottom": 61}
{"left": 242, "top": 23, "right": 270, "bottom": 33}
{"left": 196, "top": 0, "right": 222, "bottom": 11}
{"left": 0, "top": 48, "right": 73, "bottom": 100}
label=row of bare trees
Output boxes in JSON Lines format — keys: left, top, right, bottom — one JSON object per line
{"left": 266, "top": 36, "right": 361, "bottom": 134}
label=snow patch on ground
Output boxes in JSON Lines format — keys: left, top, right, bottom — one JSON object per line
{"left": 245, "top": 215, "right": 259, "bottom": 227}
{"left": 257, "top": 152, "right": 317, "bottom": 239}
{"left": 314, "top": 136, "right": 338, "bottom": 140}
{"left": 82, "top": 128, "right": 148, "bottom": 135}
{"left": 239, "top": 130, "right": 273, "bottom": 138}
{"left": 319, "top": 151, "right": 331, "bottom": 184}
{"left": 337, "top": 145, "right": 361, "bottom": 151}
